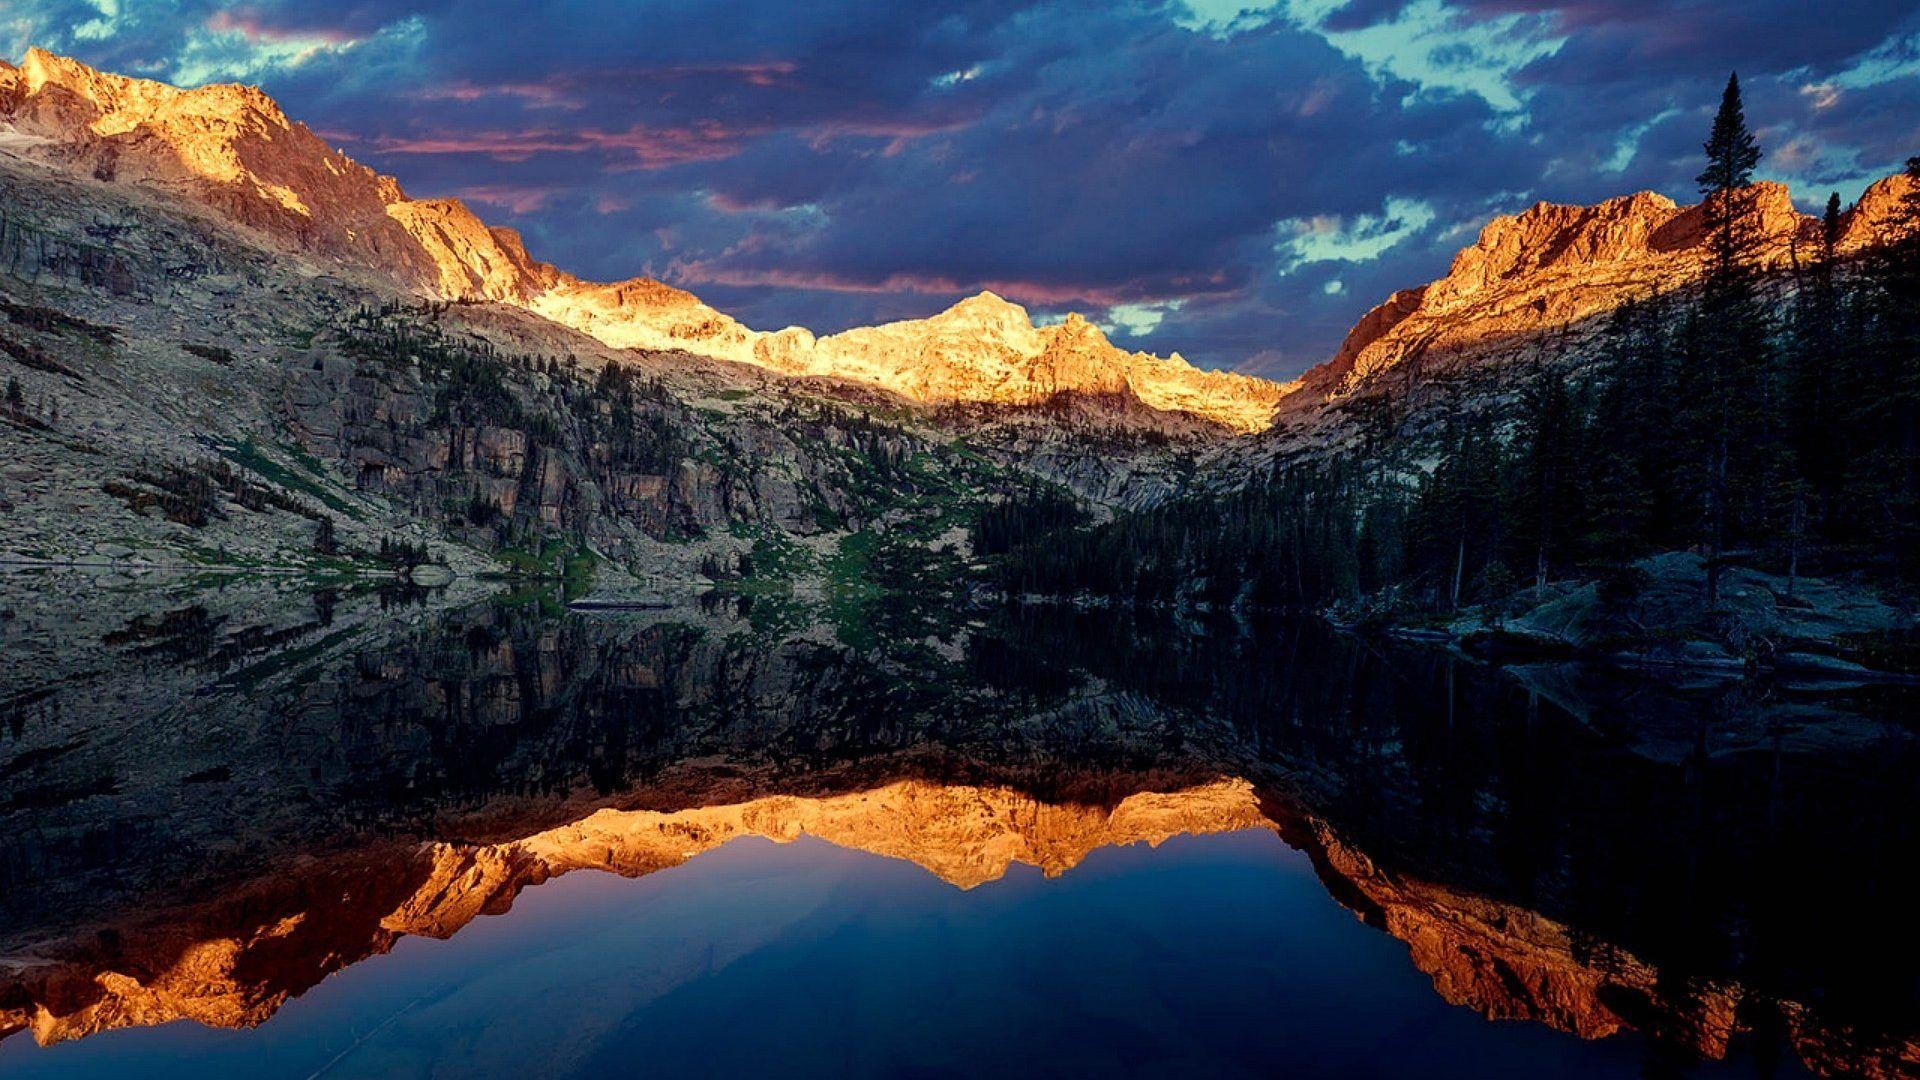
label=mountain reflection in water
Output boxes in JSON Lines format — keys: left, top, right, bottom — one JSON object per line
{"left": 1, "top": 572, "right": 1916, "bottom": 1077}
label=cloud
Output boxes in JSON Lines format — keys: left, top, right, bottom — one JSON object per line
{"left": 453, "top": 183, "right": 561, "bottom": 214}
{"left": 1297, "top": 0, "right": 1565, "bottom": 112}
{"left": 665, "top": 262, "right": 1140, "bottom": 307}
{"left": 166, "top": 11, "right": 424, "bottom": 87}
{"left": 70, "top": 0, "right": 123, "bottom": 42}
{"left": 417, "top": 79, "right": 583, "bottom": 109}
{"left": 1101, "top": 299, "right": 1187, "bottom": 338}
{"left": 1274, "top": 197, "right": 1438, "bottom": 271}
{"left": 1828, "top": 29, "right": 1920, "bottom": 90}
{"left": 358, "top": 121, "right": 757, "bottom": 168}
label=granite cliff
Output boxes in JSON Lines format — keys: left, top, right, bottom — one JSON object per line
{"left": 1281, "top": 174, "right": 1915, "bottom": 423}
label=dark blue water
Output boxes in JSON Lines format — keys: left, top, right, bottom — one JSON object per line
{"left": 11, "top": 590, "right": 1914, "bottom": 1077}
{"left": 0, "top": 831, "right": 1774, "bottom": 1079}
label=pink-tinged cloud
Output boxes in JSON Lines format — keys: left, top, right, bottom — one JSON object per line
{"left": 666, "top": 262, "right": 1151, "bottom": 307}
{"left": 417, "top": 63, "right": 796, "bottom": 111}
{"left": 419, "top": 80, "right": 582, "bottom": 110}
{"left": 800, "top": 115, "right": 972, "bottom": 153}
{"left": 704, "top": 191, "right": 793, "bottom": 213}
{"left": 358, "top": 122, "right": 760, "bottom": 168}
{"left": 644, "top": 61, "right": 798, "bottom": 87}
{"left": 586, "top": 122, "right": 768, "bottom": 170}
{"left": 204, "top": 8, "right": 357, "bottom": 45}
{"left": 454, "top": 184, "right": 559, "bottom": 214}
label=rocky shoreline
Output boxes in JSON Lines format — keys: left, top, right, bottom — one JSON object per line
{"left": 1364, "top": 552, "right": 1920, "bottom": 684}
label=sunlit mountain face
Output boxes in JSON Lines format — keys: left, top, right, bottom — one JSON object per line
{"left": 5, "top": 0, "right": 1917, "bottom": 380}
{"left": 3, "top": 575, "right": 1918, "bottom": 1076}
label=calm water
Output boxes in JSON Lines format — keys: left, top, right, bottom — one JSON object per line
{"left": 2, "top": 573, "right": 1916, "bottom": 1077}
{"left": 0, "top": 833, "right": 1769, "bottom": 1080}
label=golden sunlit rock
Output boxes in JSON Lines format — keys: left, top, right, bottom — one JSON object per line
{"left": 1284, "top": 177, "right": 1911, "bottom": 416}
{"left": 0, "top": 50, "right": 1289, "bottom": 432}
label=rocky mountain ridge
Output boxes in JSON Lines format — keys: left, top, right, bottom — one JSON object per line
{"left": 9, "top": 48, "right": 1915, "bottom": 447}
{"left": 0, "top": 49, "right": 1285, "bottom": 432}
{"left": 1281, "top": 172, "right": 1917, "bottom": 423}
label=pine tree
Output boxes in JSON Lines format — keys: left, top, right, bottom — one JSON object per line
{"left": 1685, "top": 72, "right": 1775, "bottom": 608}
{"left": 1851, "top": 156, "right": 1920, "bottom": 575}
{"left": 1780, "top": 191, "right": 1851, "bottom": 588}
{"left": 4, "top": 377, "right": 22, "bottom": 411}
{"left": 1697, "top": 73, "right": 1764, "bottom": 272}
{"left": 1516, "top": 366, "right": 1581, "bottom": 587}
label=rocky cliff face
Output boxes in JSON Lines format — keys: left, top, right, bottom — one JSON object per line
{"left": 0, "top": 50, "right": 1283, "bottom": 432}
{"left": 0, "top": 133, "right": 1010, "bottom": 578}
{"left": 1282, "top": 175, "right": 1915, "bottom": 418}
{"left": 1303, "top": 821, "right": 1919, "bottom": 1078}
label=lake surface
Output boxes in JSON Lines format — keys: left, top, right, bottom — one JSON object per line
{"left": 2, "top": 571, "right": 1916, "bottom": 1077}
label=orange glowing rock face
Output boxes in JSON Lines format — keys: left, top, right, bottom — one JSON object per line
{"left": 752, "top": 294, "right": 1293, "bottom": 433}
{"left": 0, "top": 50, "right": 1290, "bottom": 432}
{"left": 1284, "top": 174, "right": 1916, "bottom": 418}
{"left": 9, "top": 49, "right": 1912, "bottom": 438}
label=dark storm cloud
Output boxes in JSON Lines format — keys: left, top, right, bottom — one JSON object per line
{"left": 7, "top": 0, "right": 1920, "bottom": 378}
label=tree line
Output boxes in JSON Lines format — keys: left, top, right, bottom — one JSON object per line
{"left": 981, "top": 75, "right": 1920, "bottom": 613}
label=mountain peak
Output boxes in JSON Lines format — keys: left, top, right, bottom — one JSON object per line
{"left": 935, "top": 290, "right": 1035, "bottom": 333}
{"left": 1050, "top": 311, "right": 1111, "bottom": 348}
{"left": 951, "top": 289, "right": 1021, "bottom": 313}
{"left": 16, "top": 47, "right": 287, "bottom": 129}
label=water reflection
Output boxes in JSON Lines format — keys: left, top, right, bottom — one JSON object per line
{"left": 1, "top": 572, "right": 1916, "bottom": 1076}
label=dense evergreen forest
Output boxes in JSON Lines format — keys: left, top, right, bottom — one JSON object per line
{"left": 978, "top": 78, "right": 1920, "bottom": 616}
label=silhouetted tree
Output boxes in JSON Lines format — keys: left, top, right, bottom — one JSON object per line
{"left": 1686, "top": 70, "right": 1775, "bottom": 607}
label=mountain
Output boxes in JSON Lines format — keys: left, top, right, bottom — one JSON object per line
{"left": 977, "top": 154, "right": 1920, "bottom": 645}
{"left": 7, "top": 48, "right": 1919, "bottom": 607}
{"left": 1278, "top": 173, "right": 1915, "bottom": 427}
{"left": 9, "top": 772, "right": 1912, "bottom": 1073}
{"left": 0, "top": 49, "right": 1281, "bottom": 431}
{"left": 9, "top": 46, "right": 1913, "bottom": 451}
{"left": 0, "top": 48, "right": 1238, "bottom": 582}
{"left": 758, "top": 292, "right": 1288, "bottom": 433}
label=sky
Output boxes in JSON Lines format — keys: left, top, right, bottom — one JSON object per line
{"left": 7, "top": 1, "right": 1920, "bottom": 379}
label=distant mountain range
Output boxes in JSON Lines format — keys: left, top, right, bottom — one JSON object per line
{"left": 3, "top": 47, "right": 1914, "bottom": 583}
{"left": 9, "top": 49, "right": 1911, "bottom": 437}
{"left": 0, "top": 49, "right": 1285, "bottom": 432}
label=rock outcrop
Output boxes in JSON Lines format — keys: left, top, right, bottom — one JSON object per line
{"left": 1305, "top": 823, "right": 1920, "bottom": 1079}
{"left": 1285, "top": 175, "right": 1916, "bottom": 414}
{"left": 0, "top": 50, "right": 1284, "bottom": 431}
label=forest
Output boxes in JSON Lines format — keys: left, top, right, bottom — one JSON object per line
{"left": 979, "top": 78, "right": 1920, "bottom": 617}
